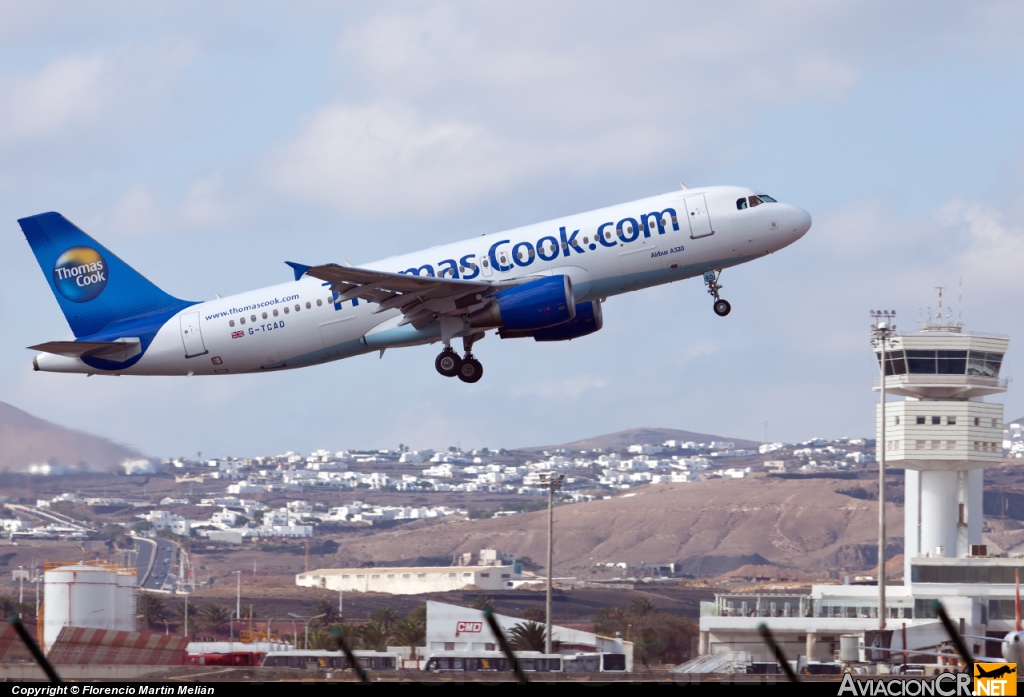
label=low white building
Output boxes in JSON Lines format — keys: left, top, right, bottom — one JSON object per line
{"left": 297, "top": 564, "right": 519, "bottom": 594}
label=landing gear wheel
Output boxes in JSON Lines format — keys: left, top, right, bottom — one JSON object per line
{"left": 435, "top": 349, "right": 462, "bottom": 377}
{"left": 458, "top": 357, "right": 483, "bottom": 384}
{"left": 713, "top": 299, "right": 731, "bottom": 317}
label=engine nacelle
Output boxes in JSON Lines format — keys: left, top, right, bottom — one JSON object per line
{"left": 497, "top": 300, "right": 603, "bottom": 342}
{"left": 532, "top": 300, "right": 603, "bottom": 341}
{"left": 469, "top": 275, "right": 575, "bottom": 331}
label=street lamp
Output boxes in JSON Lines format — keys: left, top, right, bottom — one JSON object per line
{"left": 288, "top": 612, "right": 325, "bottom": 650}
{"left": 540, "top": 472, "right": 564, "bottom": 655}
{"left": 232, "top": 570, "right": 242, "bottom": 620}
{"left": 870, "top": 310, "right": 897, "bottom": 631}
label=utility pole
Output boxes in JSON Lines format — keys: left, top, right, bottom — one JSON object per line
{"left": 233, "top": 570, "right": 242, "bottom": 620}
{"left": 870, "top": 310, "right": 897, "bottom": 631}
{"left": 542, "top": 472, "right": 564, "bottom": 655}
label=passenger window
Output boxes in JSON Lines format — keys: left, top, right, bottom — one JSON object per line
{"left": 748, "top": 196, "right": 762, "bottom": 208}
{"left": 483, "top": 259, "right": 489, "bottom": 267}
{"left": 736, "top": 198, "right": 748, "bottom": 210}
{"left": 229, "top": 320, "right": 235, "bottom": 327}
{"left": 239, "top": 317, "right": 245, "bottom": 325}
{"left": 273, "top": 309, "right": 279, "bottom": 317}
{"left": 262, "top": 312, "right": 268, "bottom": 320}
{"left": 305, "top": 302, "right": 311, "bottom": 309}
{"left": 295, "top": 304, "right": 300, "bottom": 311}
{"left": 250, "top": 315, "right": 256, "bottom": 322}
{"left": 317, "top": 299, "right": 322, "bottom": 306}
{"left": 583, "top": 236, "right": 589, "bottom": 244}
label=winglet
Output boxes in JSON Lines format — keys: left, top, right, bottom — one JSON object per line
{"left": 285, "top": 261, "right": 312, "bottom": 281}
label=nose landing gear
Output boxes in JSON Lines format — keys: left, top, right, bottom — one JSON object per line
{"left": 435, "top": 332, "right": 485, "bottom": 382}
{"left": 703, "top": 270, "right": 731, "bottom": 317}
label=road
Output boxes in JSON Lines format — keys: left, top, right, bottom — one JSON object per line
{"left": 6, "top": 503, "right": 91, "bottom": 531}
{"left": 133, "top": 537, "right": 178, "bottom": 592}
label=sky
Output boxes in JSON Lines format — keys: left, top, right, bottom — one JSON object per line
{"left": 2, "top": 1, "right": 1024, "bottom": 458}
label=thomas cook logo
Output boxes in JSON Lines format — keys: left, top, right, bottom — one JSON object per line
{"left": 53, "top": 247, "right": 107, "bottom": 303}
{"left": 975, "top": 663, "right": 1017, "bottom": 696}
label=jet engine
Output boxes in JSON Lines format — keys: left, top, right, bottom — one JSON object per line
{"left": 498, "top": 300, "right": 603, "bottom": 342}
{"left": 469, "top": 275, "right": 575, "bottom": 331}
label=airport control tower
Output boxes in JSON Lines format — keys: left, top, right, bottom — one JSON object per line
{"left": 873, "top": 305, "right": 1009, "bottom": 584}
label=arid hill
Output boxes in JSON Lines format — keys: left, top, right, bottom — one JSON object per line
{"left": 326, "top": 474, "right": 902, "bottom": 577}
{"left": 0, "top": 400, "right": 143, "bottom": 472}
{"left": 520, "top": 426, "right": 761, "bottom": 453}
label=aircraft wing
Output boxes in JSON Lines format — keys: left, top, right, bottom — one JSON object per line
{"left": 29, "top": 338, "right": 142, "bottom": 361}
{"left": 305, "top": 263, "right": 497, "bottom": 329}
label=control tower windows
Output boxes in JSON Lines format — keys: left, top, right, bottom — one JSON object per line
{"left": 947, "top": 416, "right": 956, "bottom": 425}
{"left": 879, "top": 349, "right": 1004, "bottom": 377}
{"left": 916, "top": 416, "right": 926, "bottom": 425}
{"left": 877, "top": 350, "right": 907, "bottom": 375}
{"left": 968, "top": 352, "right": 1003, "bottom": 377}
{"left": 932, "top": 416, "right": 941, "bottom": 425}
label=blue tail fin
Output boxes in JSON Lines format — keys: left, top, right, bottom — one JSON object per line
{"left": 19, "top": 212, "right": 194, "bottom": 338}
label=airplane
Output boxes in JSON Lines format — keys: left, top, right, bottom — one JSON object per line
{"left": 19, "top": 186, "right": 811, "bottom": 381}
{"left": 1002, "top": 568, "right": 1024, "bottom": 665}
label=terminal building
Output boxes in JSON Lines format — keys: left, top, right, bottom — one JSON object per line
{"left": 697, "top": 312, "right": 1015, "bottom": 665}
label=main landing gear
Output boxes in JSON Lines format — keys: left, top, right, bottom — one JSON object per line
{"left": 435, "top": 334, "right": 484, "bottom": 383}
{"left": 703, "top": 269, "right": 731, "bottom": 317}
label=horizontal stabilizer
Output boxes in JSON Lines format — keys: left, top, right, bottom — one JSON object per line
{"left": 29, "top": 338, "right": 142, "bottom": 361}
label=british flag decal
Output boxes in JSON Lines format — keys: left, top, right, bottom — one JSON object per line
{"left": 231, "top": 331, "right": 244, "bottom": 339}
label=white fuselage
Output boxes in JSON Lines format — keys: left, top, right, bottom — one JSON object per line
{"left": 34, "top": 186, "right": 810, "bottom": 376}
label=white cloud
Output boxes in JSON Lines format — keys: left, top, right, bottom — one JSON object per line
{"left": 265, "top": 102, "right": 527, "bottom": 217}
{"left": 0, "top": 42, "right": 193, "bottom": 153}
{"left": 509, "top": 374, "right": 609, "bottom": 400}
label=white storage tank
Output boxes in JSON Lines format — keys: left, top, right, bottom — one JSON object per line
{"left": 43, "top": 562, "right": 120, "bottom": 651}
{"left": 115, "top": 568, "right": 137, "bottom": 632}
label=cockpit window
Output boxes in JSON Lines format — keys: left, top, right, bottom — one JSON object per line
{"left": 736, "top": 198, "right": 748, "bottom": 210}
{"left": 739, "top": 195, "right": 778, "bottom": 210}
{"left": 748, "top": 196, "right": 762, "bottom": 208}
{"left": 758, "top": 194, "right": 777, "bottom": 203}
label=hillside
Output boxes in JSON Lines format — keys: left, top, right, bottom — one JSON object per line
{"left": 325, "top": 474, "right": 901, "bottom": 577}
{"left": 0, "top": 400, "right": 144, "bottom": 472}
{"left": 520, "top": 426, "right": 761, "bottom": 453}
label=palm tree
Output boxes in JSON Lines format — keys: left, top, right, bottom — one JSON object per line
{"left": 200, "top": 604, "right": 232, "bottom": 633}
{"left": 508, "top": 621, "right": 547, "bottom": 652}
{"left": 626, "top": 597, "right": 659, "bottom": 618}
{"left": 358, "top": 621, "right": 391, "bottom": 651}
{"left": 592, "top": 606, "right": 626, "bottom": 636}
{"left": 137, "top": 593, "right": 168, "bottom": 628}
{"left": 326, "top": 622, "right": 358, "bottom": 649}
{"left": 312, "top": 599, "right": 338, "bottom": 626}
{"left": 0, "top": 596, "right": 17, "bottom": 616}
{"left": 390, "top": 619, "right": 426, "bottom": 658}
{"left": 522, "top": 606, "right": 545, "bottom": 622}
{"left": 406, "top": 605, "right": 426, "bottom": 625}
{"left": 470, "top": 595, "right": 493, "bottom": 611}
{"left": 370, "top": 606, "right": 399, "bottom": 629}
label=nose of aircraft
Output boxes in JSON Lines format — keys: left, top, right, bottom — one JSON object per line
{"left": 790, "top": 205, "right": 812, "bottom": 239}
